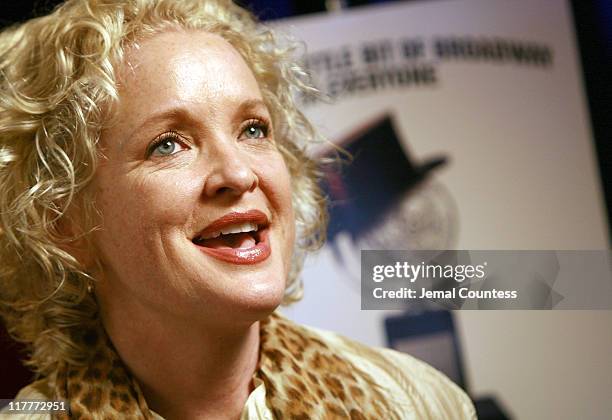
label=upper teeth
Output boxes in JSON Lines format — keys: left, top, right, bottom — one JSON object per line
{"left": 199, "top": 222, "right": 258, "bottom": 240}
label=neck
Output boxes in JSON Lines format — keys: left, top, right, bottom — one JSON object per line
{"left": 99, "top": 298, "right": 261, "bottom": 420}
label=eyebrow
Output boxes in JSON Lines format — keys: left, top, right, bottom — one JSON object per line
{"left": 233, "top": 99, "right": 270, "bottom": 119}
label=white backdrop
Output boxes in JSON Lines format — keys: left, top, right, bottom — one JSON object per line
{"left": 274, "top": 0, "right": 612, "bottom": 419}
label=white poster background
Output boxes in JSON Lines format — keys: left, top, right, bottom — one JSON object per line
{"left": 275, "top": 1, "right": 612, "bottom": 419}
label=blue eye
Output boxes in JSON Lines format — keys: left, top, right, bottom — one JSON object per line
{"left": 244, "top": 125, "right": 264, "bottom": 139}
{"left": 154, "top": 139, "right": 178, "bottom": 155}
{"left": 241, "top": 120, "right": 269, "bottom": 140}
{"left": 147, "top": 133, "right": 185, "bottom": 158}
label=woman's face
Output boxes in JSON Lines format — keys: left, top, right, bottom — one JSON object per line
{"left": 91, "top": 31, "right": 295, "bottom": 327}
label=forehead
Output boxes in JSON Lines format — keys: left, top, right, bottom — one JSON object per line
{"left": 117, "top": 30, "right": 263, "bottom": 113}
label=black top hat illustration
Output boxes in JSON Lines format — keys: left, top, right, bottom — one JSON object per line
{"left": 321, "top": 113, "right": 447, "bottom": 243}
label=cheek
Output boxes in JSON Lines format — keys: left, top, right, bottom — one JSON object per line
{"left": 92, "top": 169, "right": 201, "bottom": 258}
{"left": 260, "top": 156, "right": 293, "bottom": 210}
{"left": 259, "top": 156, "right": 295, "bottom": 246}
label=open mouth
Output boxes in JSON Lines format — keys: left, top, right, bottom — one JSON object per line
{"left": 193, "top": 222, "right": 264, "bottom": 249}
{"left": 192, "top": 211, "right": 271, "bottom": 264}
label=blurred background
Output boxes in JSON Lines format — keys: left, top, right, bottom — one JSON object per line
{"left": 1, "top": 1, "right": 610, "bottom": 419}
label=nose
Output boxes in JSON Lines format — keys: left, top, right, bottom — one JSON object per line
{"left": 203, "top": 144, "right": 258, "bottom": 198}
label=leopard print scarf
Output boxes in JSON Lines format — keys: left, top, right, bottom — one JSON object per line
{"left": 53, "top": 313, "right": 395, "bottom": 419}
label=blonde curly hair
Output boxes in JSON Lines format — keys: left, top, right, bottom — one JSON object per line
{"left": 0, "top": 0, "right": 326, "bottom": 377}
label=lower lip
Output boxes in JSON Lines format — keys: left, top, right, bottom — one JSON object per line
{"left": 194, "top": 229, "right": 271, "bottom": 265}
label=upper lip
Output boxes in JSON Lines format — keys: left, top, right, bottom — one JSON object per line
{"left": 193, "top": 210, "right": 269, "bottom": 241}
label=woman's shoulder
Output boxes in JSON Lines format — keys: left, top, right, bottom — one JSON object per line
{"left": 0, "top": 379, "right": 54, "bottom": 420}
{"left": 270, "top": 313, "right": 476, "bottom": 419}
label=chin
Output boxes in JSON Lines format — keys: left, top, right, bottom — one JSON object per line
{"left": 241, "top": 275, "right": 286, "bottom": 316}
{"left": 201, "top": 271, "right": 286, "bottom": 328}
